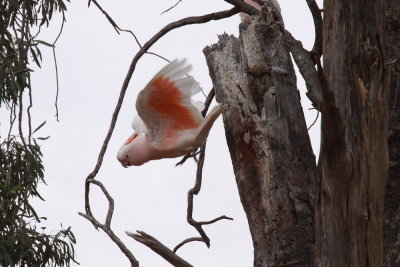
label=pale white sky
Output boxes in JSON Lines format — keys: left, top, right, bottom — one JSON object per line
{"left": 6, "top": 0, "right": 322, "bottom": 266}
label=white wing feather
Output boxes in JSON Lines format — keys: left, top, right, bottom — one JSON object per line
{"left": 131, "top": 115, "right": 147, "bottom": 134}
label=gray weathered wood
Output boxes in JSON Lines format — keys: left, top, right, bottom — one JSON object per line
{"left": 204, "top": 4, "right": 316, "bottom": 266}
{"left": 317, "top": 1, "right": 389, "bottom": 266}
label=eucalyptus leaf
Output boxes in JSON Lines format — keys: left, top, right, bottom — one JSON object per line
{"left": 33, "top": 121, "right": 46, "bottom": 134}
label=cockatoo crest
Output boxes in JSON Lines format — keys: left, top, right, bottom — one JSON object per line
{"left": 117, "top": 59, "right": 224, "bottom": 167}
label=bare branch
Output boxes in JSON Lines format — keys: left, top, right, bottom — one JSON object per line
{"left": 173, "top": 237, "right": 203, "bottom": 253}
{"left": 127, "top": 231, "right": 193, "bottom": 267}
{"left": 186, "top": 144, "right": 211, "bottom": 246}
{"left": 79, "top": 179, "right": 139, "bottom": 267}
{"left": 285, "top": 30, "right": 323, "bottom": 110}
{"left": 88, "top": 0, "right": 175, "bottom": 63}
{"left": 198, "top": 215, "right": 233, "bottom": 225}
{"left": 161, "top": 0, "right": 183, "bottom": 15}
{"left": 224, "top": 0, "right": 259, "bottom": 16}
{"left": 89, "top": 179, "right": 114, "bottom": 227}
{"left": 305, "top": 0, "right": 323, "bottom": 61}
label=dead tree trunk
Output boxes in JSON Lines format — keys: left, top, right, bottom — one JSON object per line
{"left": 204, "top": 5, "right": 316, "bottom": 266}
{"left": 383, "top": 1, "right": 400, "bottom": 266}
{"left": 317, "top": 1, "right": 389, "bottom": 266}
{"left": 205, "top": 0, "right": 400, "bottom": 266}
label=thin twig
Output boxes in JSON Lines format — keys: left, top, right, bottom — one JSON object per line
{"left": 127, "top": 231, "right": 193, "bottom": 267}
{"left": 52, "top": 11, "right": 65, "bottom": 122}
{"left": 146, "top": 51, "right": 171, "bottom": 63}
{"left": 7, "top": 102, "right": 17, "bottom": 148}
{"left": 89, "top": 0, "right": 142, "bottom": 48}
{"left": 173, "top": 237, "right": 203, "bottom": 253}
{"left": 161, "top": 0, "right": 183, "bottom": 15}
{"left": 307, "top": 110, "right": 320, "bottom": 130}
{"left": 27, "top": 79, "right": 33, "bottom": 145}
{"left": 18, "top": 89, "right": 28, "bottom": 149}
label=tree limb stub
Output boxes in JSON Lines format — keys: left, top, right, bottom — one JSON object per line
{"left": 127, "top": 231, "right": 193, "bottom": 267}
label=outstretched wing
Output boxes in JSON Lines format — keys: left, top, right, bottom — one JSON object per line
{"left": 136, "top": 59, "right": 203, "bottom": 148}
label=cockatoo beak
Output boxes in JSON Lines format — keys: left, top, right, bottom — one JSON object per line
{"left": 119, "top": 159, "right": 130, "bottom": 168}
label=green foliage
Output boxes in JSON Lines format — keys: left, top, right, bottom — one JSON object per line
{"left": 0, "top": 138, "right": 77, "bottom": 266}
{"left": 0, "top": 0, "right": 77, "bottom": 266}
{"left": 0, "top": 0, "right": 67, "bottom": 107}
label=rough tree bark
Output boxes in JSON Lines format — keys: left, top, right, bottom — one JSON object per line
{"left": 205, "top": 0, "right": 400, "bottom": 266}
{"left": 317, "top": 1, "right": 389, "bottom": 266}
{"left": 204, "top": 3, "right": 316, "bottom": 266}
{"left": 383, "top": 0, "right": 400, "bottom": 266}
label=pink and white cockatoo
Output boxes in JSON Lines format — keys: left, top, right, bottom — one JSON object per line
{"left": 240, "top": 0, "right": 281, "bottom": 21}
{"left": 117, "top": 59, "right": 224, "bottom": 167}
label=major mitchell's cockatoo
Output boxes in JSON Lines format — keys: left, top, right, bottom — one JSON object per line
{"left": 117, "top": 59, "right": 224, "bottom": 167}
{"left": 240, "top": 0, "right": 281, "bottom": 21}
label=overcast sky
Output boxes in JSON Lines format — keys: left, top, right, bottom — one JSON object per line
{"left": 5, "top": 0, "right": 322, "bottom": 266}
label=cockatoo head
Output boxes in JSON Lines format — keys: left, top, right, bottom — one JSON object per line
{"left": 117, "top": 133, "right": 149, "bottom": 167}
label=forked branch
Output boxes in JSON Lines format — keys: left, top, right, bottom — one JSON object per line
{"left": 183, "top": 144, "right": 233, "bottom": 248}
{"left": 79, "top": 179, "right": 139, "bottom": 267}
